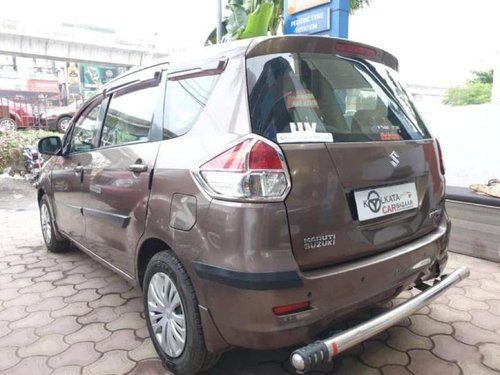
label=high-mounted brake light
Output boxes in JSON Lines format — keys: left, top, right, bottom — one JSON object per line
{"left": 335, "top": 42, "right": 377, "bottom": 58}
{"left": 192, "top": 136, "right": 291, "bottom": 202}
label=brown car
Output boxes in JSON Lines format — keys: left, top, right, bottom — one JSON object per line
{"left": 40, "top": 102, "right": 79, "bottom": 133}
{"left": 36, "top": 36, "right": 469, "bottom": 374}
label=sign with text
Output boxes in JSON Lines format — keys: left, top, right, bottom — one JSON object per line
{"left": 287, "top": 0, "right": 330, "bottom": 15}
{"left": 27, "top": 79, "right": 59, "bottom": 93}
{"left": 284, "top": 5, "right": 330, "bottom": 35}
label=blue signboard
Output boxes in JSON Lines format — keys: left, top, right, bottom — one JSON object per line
{"left": 284, "top": 5, "right": 331, "bottom": 35}
{"left": 284, "top": 0, "right": 349, "bottom": 38}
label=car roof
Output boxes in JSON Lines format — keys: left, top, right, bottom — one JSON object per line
{"left": 92, "top": 35, "right": 398, "bottom": 100}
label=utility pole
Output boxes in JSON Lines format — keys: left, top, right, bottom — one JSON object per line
{"left": 216, "top": 0, "right": 223, "bottom": 43}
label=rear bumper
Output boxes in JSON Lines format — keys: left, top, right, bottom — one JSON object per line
{"left": 196, "top": 217, "right": 450, "bottom": 350}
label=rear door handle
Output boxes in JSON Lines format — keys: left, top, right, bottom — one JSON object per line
{"left": 129, "top": 164, "right": 148, "bottom": 173}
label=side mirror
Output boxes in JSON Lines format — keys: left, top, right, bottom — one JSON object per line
{"left": 38, "top": 136, "right": 62, "bottom": 155}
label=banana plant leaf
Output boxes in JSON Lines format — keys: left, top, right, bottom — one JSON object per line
{"left": 226, "top": 0, "right": 248, "bottom": 39}
{"left": 240, "top": 2, "right": 274, "bottom": 39}
{"left": 207, "top": 0, "right": 280, "bottom": 43}
{"left": 244, "top": 0, "right": 258, "bottom": 12}
{"left": 268, "top": 0, "right": 282, "bottom": 35}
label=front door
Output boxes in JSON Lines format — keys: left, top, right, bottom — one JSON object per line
{"left": 51, "top": 100, "right": 103, "bottom": 243}
{"left": 81, "top": 81, "right": 162, "bottom": 276}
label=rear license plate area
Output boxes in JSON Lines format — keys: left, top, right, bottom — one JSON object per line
{"left": 354, "top": 182, "right": 418, "bottom": 221}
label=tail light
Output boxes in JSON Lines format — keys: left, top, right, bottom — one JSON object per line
{"left": 192, "top": 136, "right": 291, "bottom": 202}
{"left": 436, "top": 139, "right": 445, "bottom": 175}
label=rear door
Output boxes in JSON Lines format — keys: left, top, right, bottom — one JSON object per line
{"left": 81, "top": 74, "right": 163, "bottom": 276}
{"left": 246, "top": 43, "right": 445, "bottom": 270}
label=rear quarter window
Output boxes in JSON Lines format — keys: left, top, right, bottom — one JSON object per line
{"left": 163, "top": 74, "right": 219, "bottom": 139}
{"left": 246, "top": 53, "right": 431, "bottom": 143}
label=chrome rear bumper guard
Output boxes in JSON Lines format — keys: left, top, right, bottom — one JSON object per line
{"left": 290, "top": 266, "right": 470, "bottom": 373}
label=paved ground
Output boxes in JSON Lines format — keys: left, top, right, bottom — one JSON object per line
{"left": 0, "top": 176, "right": 499, "bottom": 375}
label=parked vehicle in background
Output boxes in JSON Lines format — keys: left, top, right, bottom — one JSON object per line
{"left": 40, "top": 102, "right": 79, "bottom": 133}
{"left": 36, "top": 36, "right": 468, "bottom": 375}
{"left": 22, "top": 141, "right": 45, "bottom": 181}
{"left": 0, "top": 98, "right": 36, "bottom": 132}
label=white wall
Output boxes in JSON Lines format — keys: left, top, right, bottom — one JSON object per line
{"left": 420, "top": 104, "right": 500, "bottom": 187}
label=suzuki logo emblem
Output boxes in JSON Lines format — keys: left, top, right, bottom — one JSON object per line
{"left": 389, "top": 150, "right": 400, "bottom": 167}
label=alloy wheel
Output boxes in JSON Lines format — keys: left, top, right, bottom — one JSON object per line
{"left": 59, "top": 118, "right": 70, "bottom": 132}
{"left": 40, "top": 203, "right": 52, "bottom": 244}
{"left": 0, "top": 118, "right": 16, "bottom": 132}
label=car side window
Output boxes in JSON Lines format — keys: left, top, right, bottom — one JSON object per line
{"left": 163, "top": 74, "right": 219, "bottom": 139}
{"left": 100, "top": 85, "right": 158, "bottom": 147}
{"left": 69, "top": 101, "right": 102, "bottom": 153}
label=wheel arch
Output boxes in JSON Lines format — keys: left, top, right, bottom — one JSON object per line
{"left": 10, "top": 112, "right": 21, "bottom": 124}
{"left": 135, "top": 234, "right": 209, "bottom": 307}
{"left": 9, "top": 111, "right": 21, "bottom": 124}
{"left": 37, "top": 187, "right": 66, "bottom": 243}
{"left": 136, "top": 237, "right": 172, "bottom": 289}
{"left": 37, "top": 187, "right": 45, "bottom": 206}
{"left": 136, "top": 236, "right": 229, "bottom": 355}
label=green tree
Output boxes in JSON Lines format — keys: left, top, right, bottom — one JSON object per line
{"left": 471, "top": 69, "right": 493, "bottom": 84}
{"left": 350, "top": 0, "right": 370, "bottom": 13}
{"left": 443, "top": 69, "right": 493, "bottom": 106}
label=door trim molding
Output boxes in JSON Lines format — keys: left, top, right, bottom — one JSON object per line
{"left": 82, "top": 207, "right": 131, "bottom": 228}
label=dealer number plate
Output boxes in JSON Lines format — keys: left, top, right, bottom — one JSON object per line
{"left": 354, "top": 182, "right": 418, "bottom": 221}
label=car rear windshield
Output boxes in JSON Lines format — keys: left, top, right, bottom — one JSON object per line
{"left": 246, "top": 53, "right": 431, "bottom": 143}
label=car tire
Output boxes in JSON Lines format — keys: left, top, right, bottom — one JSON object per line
{"left": 39, "top": 195, "right": 69, "bottom": 253}
{"left": 56, "top": 116, "right": 71, "bottom": 133}
{"left": 143, "top": 251, "right": 220, "bottom": 374}
{"left": 0, "top": 117, "right": 17, "bottom": 132}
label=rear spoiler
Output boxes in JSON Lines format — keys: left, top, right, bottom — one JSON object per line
{"left": 246, "top": 36, "right": 399, "bottom": 71}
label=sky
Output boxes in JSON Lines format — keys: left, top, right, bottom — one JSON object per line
{"left": 4, "top": 0, "right": 217, "bottom": 47}
{"left": 349, "top": 0, "right": 500, "bottom": 87}
{"left": 4, "top": 0, "right": 500, "bottom": 87}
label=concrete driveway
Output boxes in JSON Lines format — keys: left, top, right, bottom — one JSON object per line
{"left": 0, "top": 177, "right": 499, "bottom": 374}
